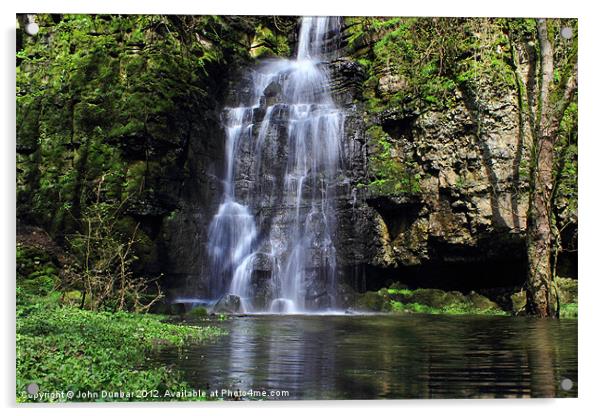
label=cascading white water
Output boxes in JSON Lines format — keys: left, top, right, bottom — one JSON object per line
{"left": 207, "top": 17, "right": 345, "bottom": 313}
{"left": 207, "top": 108, "right": 258, "bottom": 302}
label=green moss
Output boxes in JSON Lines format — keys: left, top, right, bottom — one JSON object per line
{"left": 356, "top": 291, "right": 390, "bottom": 312}
{"left": 510, "top": 285, "right": 578, "bottom": 318}
{"left": 60, "top": 290, "right": 83, "bottom": 306}
{"left": 560, "top": 303, "right": 578, "bottom": 319}
{"left": 554, "top": 100, "right": 578, "bottom": 232}
{"left": 390, "top": 300, "right": 507, "bottom": 316}
{"left": 387, "top": 288, "right": 413, "bottom": 296}
{"left": 18, "top": 15, "right": 281, "bottom": 238}
{"left": 187, "top": 306, "right": 208, "bottom": 318}
{"left": 556, "top": 277, "right": 578, "bottom": 304}
{"left": 17, "top": 244, "right": 55, "bottom": 278}
{"left": 357, "top": 286, "right": 506, "bottom": 315}
{"left": 109, "top": 119, "right": 145, "bottom": 139}
{"left": 352, "top": 17, "right": 521, "bottom": 115}
{"left": 510, "top": 290, "right": 527, "bottom": 314}
{"left": 18, "top": 272, "right": 59, "bottom": 297}
{"left": 365, "top": 125, "right": 421, "bottom": 196}
{"left": 354, "top": 18, "right": 457, "bottom": 111}
{"left": 123, "top": 161, "right": 147, "bottom": 195}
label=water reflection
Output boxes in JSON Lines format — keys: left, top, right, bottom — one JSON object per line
{"left": 156, "top": 315, "right": 577, "bottom": 399}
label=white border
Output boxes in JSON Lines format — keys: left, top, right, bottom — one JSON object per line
{"left": 3, "top": 1, "right": 600, "bottom": 415}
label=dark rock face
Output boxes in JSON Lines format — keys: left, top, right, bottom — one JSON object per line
{"left": 321, "top": 38, "right": 535, "bottom": 295}
{"left": 213, "top": 294, "right": 243, "bottom": 314}
{"left": 166, "top": 19, "right": 538, "bottom": 301}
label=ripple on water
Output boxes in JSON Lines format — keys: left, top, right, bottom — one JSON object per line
{"left": 154, "top": 314, "right": 577, "bottom": 400}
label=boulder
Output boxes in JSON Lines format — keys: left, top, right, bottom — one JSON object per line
{"left": 466, "top": 291, "right": 500, "bottom": 311}
{"left": 510, "top": 291, "right": 527, "bottom": 315}
{"left": 355, "top": 291, "right": 390, "bottom": 312}
{"left": 187, "top": 306, "right": 208, "bottom": 318}
{"left": 212, "top": 294, "right": 242, "bottom": 314}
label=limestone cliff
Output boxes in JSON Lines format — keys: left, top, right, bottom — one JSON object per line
{"left": 16, "top": 16, "right": 577, "bottom": 302}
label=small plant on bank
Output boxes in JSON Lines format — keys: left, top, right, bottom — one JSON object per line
{"left": 66, "top": 176, "right": 163, "bottom": 313}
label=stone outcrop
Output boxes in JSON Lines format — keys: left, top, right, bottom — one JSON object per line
{"left": 16, "top": 16, "right": 577, "bottom": 306}
{"left": 115, "top": 18, "right": 577, "bottom": 300}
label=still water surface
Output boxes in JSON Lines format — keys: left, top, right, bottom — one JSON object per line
{"left": 156, "top": 314, "right": 577, "bottom": 399}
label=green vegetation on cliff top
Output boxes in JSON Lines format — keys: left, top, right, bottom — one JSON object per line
{"left": 346, "top": 17, "right": 516, "bottom": 112}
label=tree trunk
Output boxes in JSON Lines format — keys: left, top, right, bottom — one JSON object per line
{"left": 526, "top": 133, "right": 555, "bottom": 317}
{"left": 525, "top": 19, "right": 577, "bottom": 317}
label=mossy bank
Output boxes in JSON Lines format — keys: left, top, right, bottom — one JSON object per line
{"left": 17, "top": 238, "right": 226, "bottom": 403}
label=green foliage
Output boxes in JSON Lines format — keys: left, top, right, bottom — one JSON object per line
{"left": 17, "top": 243, "right": 60, "bottom": 296}
{"left": 365, "top": 126, "right": 421, "bottom": 195}
{"left": 348, "top": 18, "right": 519, "bottom": 113}
{"left": 387, "top": 288, "right": 413, "bottom": 296}
{"left": 554, "top": 101, "right": 578, "bottom": 231}
{"left": 66, "top": 181, "right": 163, "bottom": 312}
{"left": 16, "top": 282, "right": 225, "bottom": 402}
{"left": 187, "top": 306, "right": 208, "bottom": 318}
{"left": 17, "top": 14, "right": 281, "bottom": 237}
{"left": 16, "top": 239, "right": 227, "bottom": 402}
{"left": 17, "top": 243, "right": 56, "bottom": 279}
{"left": 454, "top": 174, "right": 467, "bottom": 190}
{"left": 345, "top": 17, "right": 403, "bottom": 50}
{"left": 559, "top": 302, "right": 577, "bottom": 319}
{"left": 455, "top": 19, "right": 516, "bottom": 90}
{"left": 357, "top": 286, "right": 507, "bottom": 315}
{"left": 250, "top": 25, "right": 291, "bottom": 58}
{"left": 389, "top": 300, "right": 507, "bottom": 315}
{"left": 349, "top": 18, "right": 458, "bottom": 110}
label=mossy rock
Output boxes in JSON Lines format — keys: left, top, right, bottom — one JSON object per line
{"left": 356, "top": 291, "right": 390, "bottom": 311}
{"left": 510, "top": 290, "right": 527, "bottom": 315}
{"left": 213, "top": 294, "right": 243, "bottom": 314}
{"left": 466, "top": 292, "right": 500, "bottom": 311}
{"left": 337, "top": 283, "right": 358, "bottom": 308}
{"left": 403, "top": 288, "right": 454, "bottom": 308}
{"left": 376, "top": 288, "right": 390, "bottom": 297}
{"left": 390, "top": 287, "right": 501, "bottom": 313}
{"left": 187, "top": 306, "right": 208, "bottom": 318}
{"left": 16, "top": 244, "right": 56, "bottom": 280}
{"left": 444, "top": 291, "right": 468, "bottom": 306}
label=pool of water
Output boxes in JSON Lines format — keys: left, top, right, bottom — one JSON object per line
{"left": 154, "top": 314, "right": 577, "bottom": 400}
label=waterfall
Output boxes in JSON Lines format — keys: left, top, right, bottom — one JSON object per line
{"left": 207, "top": 17, "right": 345, "bottom": 313}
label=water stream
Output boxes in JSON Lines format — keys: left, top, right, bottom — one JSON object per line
{"left": 207, "top": 17, "right": 345, "bottom": 312}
